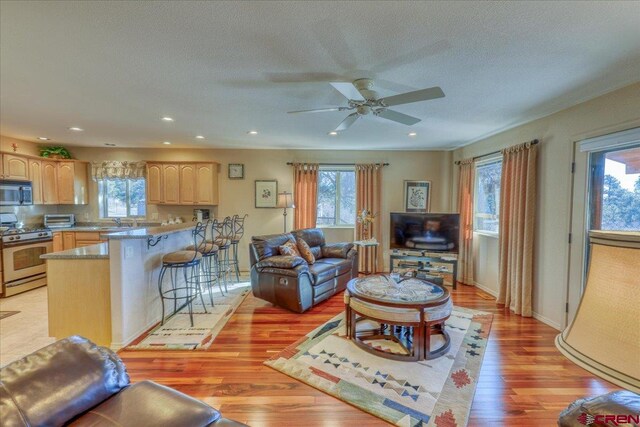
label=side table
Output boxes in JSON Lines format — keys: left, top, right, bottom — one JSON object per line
{"left": 353, "top": 240, "right": 379, "bottom": 275}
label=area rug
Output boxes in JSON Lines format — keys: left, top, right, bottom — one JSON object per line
{"left": 265, "top": 306, "right": 493, "bottom": 427}
{"left": 0, "top": 311, "right": 20, "bottom": 320}
{"left": 126, "top": 283, "right": 251, "bottom": 350}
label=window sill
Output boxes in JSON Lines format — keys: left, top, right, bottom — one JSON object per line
{"left": 474, "top": 231, "right": 499, "bottom": 239}
{"left": 317, "top": 225, "right": 355, "bottom": 229}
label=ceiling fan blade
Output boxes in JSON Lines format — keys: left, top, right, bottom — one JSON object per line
{"left": 330, "top": 82, "right": 365, "bottom": 101}
{"left": 380, "top": 86, "right": 445, "bottom": 107}
{"left": 287, "top": 107, "right": 346, "bottom": 114}
{"left": 335, "top": 113, "right": 359, "bottom": 131}
{"left": 375, "top": 109, "right": 421, "bottom": 126}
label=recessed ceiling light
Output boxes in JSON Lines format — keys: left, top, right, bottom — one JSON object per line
{"left": 195, "top": 135, "right": 205, "bottom": 139}
{"left": 104, "top": 143, "right": 116, "bottom": 147}
{"left": 328, "top": 131, "right": 338, "bottom": 136}
{"left": 247, "top": 130, "right": 258, "bottom": 135}
{"left": 69, "top": 127, "right": 83, "bottom": 132}
{"left": 161, "top": 116, "right": 174, "bottom": 122}
{"left": 37, "top": 137, "right": 50, "bottom": 141}
{"left": 408, "top": 132, "right": 417, "bottom": 137}
{"left": 162, "top": 141, "right": 172, "bottom": 145}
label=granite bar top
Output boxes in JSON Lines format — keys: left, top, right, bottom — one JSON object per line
{"left": 41, "top": 242, "right": 109, "bottom": 260}
{"left": 104, "top": 222, "right": 197, "bottom": 240}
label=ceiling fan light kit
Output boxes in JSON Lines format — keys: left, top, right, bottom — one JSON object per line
{"left": 287, "top": 78, "right": 445, "bottom": 133}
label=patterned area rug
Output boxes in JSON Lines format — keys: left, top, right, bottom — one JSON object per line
{"left": 126, "top": 283, "right": 251, "bottom": 350}
{"left": 265, "top": 306, "right": 493, "bottom": 427}
{"left": 0, "top": 311, "right": 20, "bottom": 320}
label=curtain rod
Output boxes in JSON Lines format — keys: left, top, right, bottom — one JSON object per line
{"left": 454, "top": 139, "right": 539, "bottom": 165}
{"left": 286, "top": 162, "right": 389, "bottom": 166}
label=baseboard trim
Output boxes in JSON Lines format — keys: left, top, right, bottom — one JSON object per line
{"left": 533, "top": 312, "right": 561, "bottom": 331}
{"left": 473, "top": 281, "right": 498, "bottom": 297}
{"left": 473, "top": 281, "right": 561, "bottom": 331}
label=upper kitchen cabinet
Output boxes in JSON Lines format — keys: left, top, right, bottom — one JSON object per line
{"left": 42, "top": 161, "right": 59, "bottom": 205}
{"left": 145, "top": 161, "right": 219, "bottom": 205}
{"left": 146, "top": 163, "right": 163, "bottom": 204}
{"left": 28, "top": 159, "right": 43, "bottom": 204}
{"left": 56, "top": 161, "right": 88, "bottom": 205}
{"left": 2, "top": 154, "right": 29, "bottom": 180}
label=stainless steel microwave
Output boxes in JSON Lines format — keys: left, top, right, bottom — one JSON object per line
{"left": 0, "top": 180, "right": 33, "bottom": 206}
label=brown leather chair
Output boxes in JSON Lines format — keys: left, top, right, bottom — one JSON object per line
{"left": 249, "top": 228, "right": 358, "bottom": 313}
{"left": 0, "top": 336, "right": 247, "bottom": 427}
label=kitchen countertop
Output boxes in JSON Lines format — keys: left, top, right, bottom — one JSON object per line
{"left": 103, "top": 222, "right": 197, "bottom": 240}
{"left": 41, "top": 242, "right": 109, "bottom": 260}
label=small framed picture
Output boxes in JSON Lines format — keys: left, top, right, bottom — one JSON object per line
{"left": 228, "top": 163, "right": 244, "bottom": 179}
{"left": 255, "top": 180, "right": 278, "bottom": 208}
{"left": 404, "top": 180, "right": 431, "bottom": 212}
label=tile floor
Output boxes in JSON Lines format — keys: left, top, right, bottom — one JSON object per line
{"left": 0, "top": 287, "right": 55, "bottom": 366}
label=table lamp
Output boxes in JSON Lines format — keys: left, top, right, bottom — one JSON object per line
{"left": 276, "top": 191, "right": 295, "bottom": 233}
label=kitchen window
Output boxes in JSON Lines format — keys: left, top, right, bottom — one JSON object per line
{"left": 474, "top": 158, "right": 502, "bottom": 235}
{"left": 99, "top": 178, "right": 146, "bottom": 218}
{"left": 317, "top": 168, "right": 356, "bottom": 226}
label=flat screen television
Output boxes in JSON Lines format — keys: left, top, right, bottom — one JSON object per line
{"left": 390, "top": 212, "right": 460, "bottom": 253}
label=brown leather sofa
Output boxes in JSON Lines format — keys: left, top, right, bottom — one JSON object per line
{"left": 250, "top": 228, "right": 358, "bottom": 313}
{"left": 0, "top": 336, "right": 247, "bottom": 427}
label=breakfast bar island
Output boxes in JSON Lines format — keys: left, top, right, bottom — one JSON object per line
{"left": 42, "top": 222, "right": 199, "bottom": 349}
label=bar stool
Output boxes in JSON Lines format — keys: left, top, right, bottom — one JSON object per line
{"left": 229, "top": 214, "right": 248, "bottom": 282}
{"left": 186, "top": 219, "right": 224, "bottom": 304}
{"left": 157, "top": 222, "right": 208, "bottom": 327}
{"left": 211, "top": 218, "right": 232, "bottom": 294}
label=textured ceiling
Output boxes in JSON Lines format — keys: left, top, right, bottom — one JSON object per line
{"left": 1, "top": 1, "right": 639, "bottom": 150}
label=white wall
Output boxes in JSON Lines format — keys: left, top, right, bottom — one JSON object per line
{"left": 452, "top": 82, "right": 640, "bottom": 330}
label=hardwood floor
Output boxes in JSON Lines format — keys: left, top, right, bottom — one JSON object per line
{"left": 118, "top": 285, "right": 619, "bottom": 426}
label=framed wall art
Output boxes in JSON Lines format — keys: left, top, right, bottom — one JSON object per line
{"left": 404, "top": 180, "right": 431, "bottom": 213}
{"left": 228, "top": 163, "right": 244, "bottom": 179}
{"left": 255, "top": 180, "right": 278, "bottom": 208}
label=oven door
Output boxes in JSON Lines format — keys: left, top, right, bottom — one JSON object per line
{"left": 2, "top": 240, "right": 52, "bottom": 283}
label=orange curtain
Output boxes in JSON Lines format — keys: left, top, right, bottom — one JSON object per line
{"left": 356, "top": 164, "right": 383, "bottom": 272}
{"left": 497, "top": 141, "right": 538, "bottom": 317}
{"left": 457, "top": 159, "right": 475, "bottom": 285}
{"left": 293, "top": 163, "right": 319, "bottom": 230}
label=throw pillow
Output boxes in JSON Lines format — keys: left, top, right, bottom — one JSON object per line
{"left": 278, "top": 240, "right": 301, "bottom": 257}
{"left": 296, "top": 238, "right": 315, "bottom": 264}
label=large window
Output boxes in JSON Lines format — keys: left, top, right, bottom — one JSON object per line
{"left": 474, "top": 158, "right": 502, "bottom": 234}
{"left": 99, "top": 179, "right": 146, "bottom": 218}
{"left": 317, "top": 168, "right": 356, "bottom": 226}
{"left": 589, "top": 145, "right": 640, "bottom": 231}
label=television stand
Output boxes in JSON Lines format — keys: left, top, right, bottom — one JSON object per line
{"left": 389, "top": 251, "right": 458, "bottom": 289}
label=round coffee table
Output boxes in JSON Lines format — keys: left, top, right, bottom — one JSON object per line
{"left": 345, "top": 275, "right": 451, "bottom": 361}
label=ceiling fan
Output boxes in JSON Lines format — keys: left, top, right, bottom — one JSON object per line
{"left": 287, "top": 78, "right": 445, "bottom": 132}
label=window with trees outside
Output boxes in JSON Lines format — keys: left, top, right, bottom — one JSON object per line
{"left": 588, "top": 145, "right": 640, "bottom": 231}
{"left": 99, "top": 179, "right": 146, "bottom": 218}
{"left": 317, "top": 168, "right": 356, "bottom": 226}
{"left": 474, "top": 158, "right": 502, "bottom": 234}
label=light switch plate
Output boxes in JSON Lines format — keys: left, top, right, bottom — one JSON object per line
{"left": 151, "top": 213, "right": 158, "bottom": 220}
{"left": 124, "top": 246, "right": 134, "bottom": 259}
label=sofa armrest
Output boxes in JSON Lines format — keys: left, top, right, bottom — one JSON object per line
{"left": 322, "top": 242, "right": 355, "bottom": 259}
{"left": 255, "top": 255, "right": 306, "bottom": 270}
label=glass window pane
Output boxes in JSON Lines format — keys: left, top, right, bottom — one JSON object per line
{"left": 106, "top": 180, "right": 128, "bottom": 217}
{"left": 338, "top": 171, "right": 356, "bottom": 225}
{"left": 317, "top": 171, "right": 337, "bottom": 225}
{"left": 128, "top": 179, "right": 146, "bottom": 217}
{"left": 474, "top": 160, "right": 502, "bottom": 233}
{"left": 593, "top": 146, "right": 640, "bottom": 231}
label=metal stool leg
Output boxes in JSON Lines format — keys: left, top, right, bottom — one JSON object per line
{"left": 213, "top": 252, "right": 224, "bottom": 296}
{"left": 194, "top": 263, "right": 208, "bottom": 312}
{"left": 232, "top": 242, "right": 240, "bottom": 282}
{"left": 205, "top": 256, "right": 215, "bottom": 306}
{"left": 158, "top": 266, "right": 168, "bottom": 326}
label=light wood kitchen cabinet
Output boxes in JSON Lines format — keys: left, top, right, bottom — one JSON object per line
{"left": 145, "top": 161, "right": 219, "bottom": 205}
{"left": 62, "top": 232, "right": 76, "bottom": 250}
{"left": 2, "top": 154, "right": 29, "bottom": 180}
{"left": 57, "top": 161, "right": 88, "bottom": 205}
{"left": 196, "top": 163, "right": 218, "bottom": 205}
{"left": 52, "top": 232, "right": 64, "bottom": 252}
{"left": 162, "top": 164, "right": 180, "bottom": 204}
{"left": 179, "top": 164, "right": 196, "bottom": 204}
{"left": 28, "top": 159, "right": 43, "bottom": 204}
{"left": 42, "top": 161, "right": 59, "bottom": 204}
{"left": 74, "top": 232, "right": 106, "bottom": 248}
{"left": 146, "top": 163, "right": 163, "bottom": 204}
